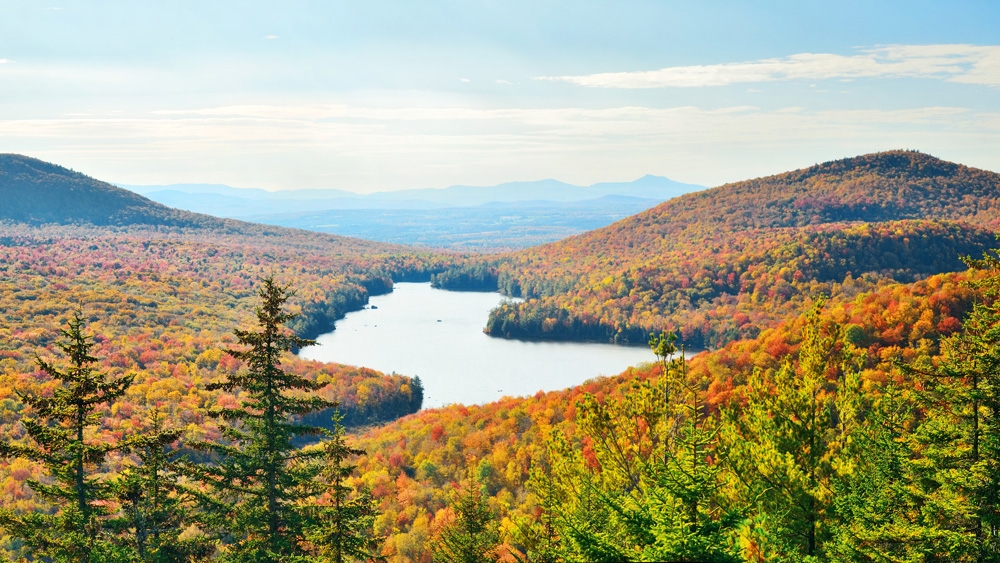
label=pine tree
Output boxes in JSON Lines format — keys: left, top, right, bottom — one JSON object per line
{"left": 305, "top": 410, "right": 381, "bottom": 563}
{"left": 0, "top": 312, "right": 134, "bottom": 562}
{"left": 110, "top": 409, "right": 214, "bottom": 562}
{"left": 432, "top": 486, "right": 502, "bottom": 563}
{"left": 643, "top": 331, "right": 740, "bottom": 563}
{"left": 723, "top": 300, "right": 845, "bottom": 562}
{"left": 882, "top": 249, "right": 1000, "bottom": 562}
{"left": 186, "top": 275, "right": 336, "bottom": 562}
{"left": 528, "top": 331, "right": 739, "bottom": 562}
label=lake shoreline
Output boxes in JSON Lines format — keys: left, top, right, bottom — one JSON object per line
{"left": 298, "top": 282, "right": 659, "bottom": 408}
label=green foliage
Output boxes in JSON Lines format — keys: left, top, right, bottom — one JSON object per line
{"left": 109, "top": 410, "right": 214, "bottom": 562}
{"left": 305, "top": 410, "right": 382, "bottom": 563}
{"left": 874, "top": 247, "right": 1000, "bottom": 562}
{"left": 528, "top": 331, "right": 740, "bottom": 562}
{"left": 724, "top": 300, "right": 852, "bottom": 561}
{"left": 432, "top": 487, "right": 501, "bottom": 563}
{"left": 0, "top": 312, "right": 134, "bottom": 561}
{"left": 431, "top": 262, "right": 499, "bottom": 292}
{"left": 185, "top": 276, "right": 336, "bottom": 562}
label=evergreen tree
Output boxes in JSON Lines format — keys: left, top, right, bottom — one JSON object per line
{"left": 432, "top": 486, "right": 501, "bottom": 563}
{"left": 826, "top": 380, "right": 971, "bottom": 562}
{"left": 723, "top": 300, "right": 846, "bottom": 562}
{"left": 527, "top": 331, "right": 739, "bottom": 562}
{"left": 882, "top": 249, "right": 1000, "bottom": 562}
{"left": 304, "top": 410, "right": 382, "bottom": 563}
{"left": 642, "top": 332, "right": 740, "bottom": 563}
{"left": 110, "top": 410, "right": 214, "bottom": 562}
{"left": 186, "top": 276, "right": 336, "bottom": 562}
{"left": 0, "top": 312, "right": 134, "bottom": 562}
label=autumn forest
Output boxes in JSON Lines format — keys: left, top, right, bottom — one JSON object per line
{"left": 3, "top": 150, "right": 1000, "bottom": 562}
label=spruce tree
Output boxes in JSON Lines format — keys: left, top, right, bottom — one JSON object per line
{"left": 432, "top": 486, "right": 502, "bottom": 563}
{"left": 528, "top": 331, "right": 739, "bottom": 562}
{"left": 186, "top": 275, "right": 335, "bottom": 562}
{"left": 886, "top": 250, "right": 1000, "bottom": 561}
{"left": 723, "top": 300, "right": 845, "bottom": 562}
{"left": 305, "top": 410, "right": 381, "bottom": 563}
{"left": 0, "top": 312, "right": 134, "bottom": 562}
{"left": 110, "top": 410, "right": 213, "bottom": 562}
{"left": 643, "top": 331, "right": 740, "bottom": 563}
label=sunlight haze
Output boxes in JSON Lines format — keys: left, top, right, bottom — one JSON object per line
{"left": 1, "top": 0, "right": 998, "bottom": 191}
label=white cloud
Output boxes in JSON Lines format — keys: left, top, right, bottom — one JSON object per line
{"left": 539, "top": 44, "right": 1000, "bottom": 88}
{"left": 495, "top": 79, "right": 513, "bottom": 85}
{"left": 458, "top": 77, "right": 471, "bottom": 83}
{"left": 0, "top": 59, "right": 8, "bottom": 64}
{"left": 265, "top": 35, "right": 279, "bottom": 40}
{"left": 1, "top": 102, "right": 996, "bottom": 190}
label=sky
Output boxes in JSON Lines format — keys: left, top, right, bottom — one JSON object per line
{"left": 1, "top": 0, "right": 998, "bottom": 192}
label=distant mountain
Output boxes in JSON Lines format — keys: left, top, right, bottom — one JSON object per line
{"left": 0, "top": 154, "right": 419, "bottom": 254}
{"left": 242, "top": 196, "right": 667, "bottom": 251}
{"left": 118, "top": 175, "right": 705, "bottom": 218}
{"left": 0, "top": 154, "right": 232, "bottom": 229}
{"left": 433, "top": 151, "right": 1000, "bottom": 347}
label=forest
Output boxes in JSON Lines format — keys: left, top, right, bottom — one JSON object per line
{"left": 3, "top": 246, "right": 1000, "bottom": 562}
{"left": 434, "top": 151, "right": 1000, "bottom": 349}
{"left": 3, "top": 151, "right": 1000, "bottom": 561}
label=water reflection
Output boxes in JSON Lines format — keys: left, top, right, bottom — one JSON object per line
{"left": 299, "top": 283, "right": 660, "bottom": 408}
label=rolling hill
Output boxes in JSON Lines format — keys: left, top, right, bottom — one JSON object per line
{"left": 0, "top": 154, "right": 236, "bottom": 228}
{"left": 0, "top": 155, "right": 459, "bottom": 440}
{"left": 433, "top": 151, "right": 1000, "bottom": 348}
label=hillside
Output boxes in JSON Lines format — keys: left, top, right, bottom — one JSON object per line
{"left": 0, "top": 154, "right": 238, "bottom": 228}
{"left": 0, "top": 156, "right": 464, "bottom": 462}
{"left": 433, "top": 151, "right": 1000, "bottom": 348}
{"left": 352, "top": 267, "right": 984, "bottom": 561}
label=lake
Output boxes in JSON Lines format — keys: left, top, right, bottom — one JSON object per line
{"left": 299, "top": 282, "right": 660, "bottom": 408}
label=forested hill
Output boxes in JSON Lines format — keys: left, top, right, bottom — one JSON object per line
{"left": 434, "top": 151, "right": 1000, "bottom": 348}
{"left": 0, "top": 154, "right": 238, "bottom": 228}
{"left": 0, "top": 154, "right": 449, "bottom": 259}
{"left": 496, "top": 150, "right": 1000, "bottom": 272}
{"left": 632, "top": 149, "right": 1000, "bottom": 231}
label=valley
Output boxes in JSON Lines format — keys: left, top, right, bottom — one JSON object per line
{"left": 2, "top": 150, "right": 1000, "bottom": 561}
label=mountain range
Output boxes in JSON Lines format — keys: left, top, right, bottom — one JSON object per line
{"left": 120, "top": 175, "right": 704, "bottom": 212}
{"left": 116, "top": 176, "right": 705, "bottom": 250}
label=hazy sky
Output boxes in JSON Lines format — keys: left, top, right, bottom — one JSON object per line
{"left": 1, "top": 1, "right": 998, "bottom": 192}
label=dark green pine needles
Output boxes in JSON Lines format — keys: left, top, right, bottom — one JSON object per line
{"left": 185, "top": 275, "right": 375, "bottom": 562}
{"left": 0, "top": 312, "right": 135, "bottom": 561}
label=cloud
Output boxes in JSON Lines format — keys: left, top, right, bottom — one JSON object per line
{"left": 1, "top": 102, "right": 997, "bottom": 190}
{"left": 0, "top": 60, "right": 7, "bottom": 64}
{"left": 264, "top": 35, "right": 279, "bottom": 40}
{"left": 458, "top": 77, "right": 471, "bottom": 83}
{"left": 495, "top": 79, "right": 513, "bottom": 85}
{"left": 538, "top": 44, "right": 1000, "bottom": 88}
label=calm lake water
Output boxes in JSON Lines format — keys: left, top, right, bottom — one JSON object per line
{"left": 299, "top": 282, "right": 658, "bottom": 408}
